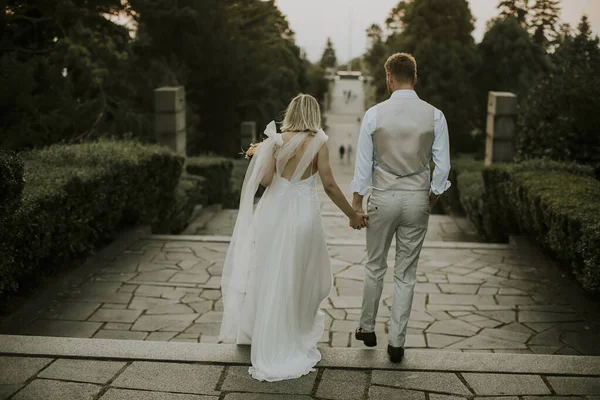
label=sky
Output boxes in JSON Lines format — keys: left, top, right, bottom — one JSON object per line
{"left": 275, "top": 0, "right": 600, "bottom": 63}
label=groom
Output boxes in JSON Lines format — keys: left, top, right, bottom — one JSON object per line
{"left": 351, "top": 53, "right": 451, "bottom": 363}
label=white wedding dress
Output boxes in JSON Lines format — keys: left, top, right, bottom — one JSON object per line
{"left": 219, "top": 122, "right": 333, "bottom": 382}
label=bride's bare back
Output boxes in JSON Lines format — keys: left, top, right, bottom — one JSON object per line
{"left": 278, "top": 131, "right": 320, "bottom": 181}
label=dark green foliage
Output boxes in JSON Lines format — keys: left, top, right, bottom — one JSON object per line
{"left": 186, "top": 156, "right": 234, "bottom": 206}
{"left": 152, "top": 175, "right": 207, "bottom": 234}
{"left": 368, "top": 0, "right": 481, "bottom": 153}
{"left": 437, "top": 154, "right": 484, "bottom": 216}
{"left": 516, "top": 17, "right": 600, "bottom": 165}
{"left": 475, "top": 17, "right": 550, "bottom": 135}
{"left": 0, "top": 150, "right": 25, "bottom": 212}
{"left": 320, "top": 37, "right": 337, "bottom": 69}
{"left": 1, "top": 1, "right": 311, "bottom": 156}
{"left": 0, "top": 140, "right": 183, "bottom": 299}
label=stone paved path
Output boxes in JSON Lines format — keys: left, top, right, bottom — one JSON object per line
{"left": 2, "top": 156, "right": 599, "bottom": 356}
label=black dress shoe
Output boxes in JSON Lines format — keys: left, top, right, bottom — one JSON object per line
{"left": 354, "top": 327, "right": 377, "bottom": 347}
{"left": 387, "top": 345, "right": 405, "bottom": 363}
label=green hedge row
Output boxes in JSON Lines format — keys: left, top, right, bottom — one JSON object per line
{"left": 152, "top": 175, "right": 207, "bottom": 234}
{"left": 0, "top": 150, "right": 25, "bottom": 213}
{"left": 186, "top": 156, "right": 234, "bottom": 205}
{"left": 483, "top": 162, "right": 600, "bottom": 293}
{"left": 440, "top": 154, "right": 600, "bottom": 293}
{"left": 0, "top": 140, "right": 184, "bottom": 299}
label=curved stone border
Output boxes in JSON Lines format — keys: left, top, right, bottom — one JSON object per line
{"left": 1, "top": 334, "right": 599, "bottom": 376}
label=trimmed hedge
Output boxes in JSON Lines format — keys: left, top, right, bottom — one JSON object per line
{"left": 0, "top": 150, "right": 25, "bottom": 213}
{"left": 483, "top": 162, "right": 600, "bottom": 293}
{"left": 437, "top": 154, "right": 484, "bottom": 216}
{"left": 0, "top": 140, "right": 183, "bottom": 298}
{"left": 152, "top": 174, "right": 207, "bottom": 234}
{"left": 186, "top": 156, "right": 234, "bottom": 205}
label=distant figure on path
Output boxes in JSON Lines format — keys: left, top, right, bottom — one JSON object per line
{"left": 338, "top": 144, "right": 346, "bottom": 161}
{"left": 347, "top": 144, "right": 353, "bottom": 164}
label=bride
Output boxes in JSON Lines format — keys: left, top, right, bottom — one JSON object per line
{"left": 218, "top": 94, "right": 367, "bottom": 382}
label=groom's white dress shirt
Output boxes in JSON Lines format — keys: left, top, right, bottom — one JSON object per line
{"left": 352, "top": 89, "right": 451, "bottom": 196}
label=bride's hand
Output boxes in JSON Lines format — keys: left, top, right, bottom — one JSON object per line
{"left": 350, "top": 212, "right": 368, "bottom": 230}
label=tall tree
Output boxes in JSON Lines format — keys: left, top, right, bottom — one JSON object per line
{"left": 516, "top": 15, "right": 600, "bottom": 164}
{"left": 320, "top": 37, "right": 337, "bottom": 69}
{"left": 498, "top": 0, "right": 530, "bottom": 26}
{"left": 530, "top": 0, "right": 561, "bottom": 47}
{"left": 474, "top": 16, "right": 549, "bottom": 135}
{"left": 383, "top": 0, "right": 482, "bottom": 153}
{"left": 364, "top": 24, "right": 389, "bottom": 101}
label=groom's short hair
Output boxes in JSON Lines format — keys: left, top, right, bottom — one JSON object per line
{"left": 385, "top": 53, "right": 417, "bottom": 83}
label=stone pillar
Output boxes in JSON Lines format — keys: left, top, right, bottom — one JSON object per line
{"left": 240, "top": 121, "right": 257, "bottom": 148}
{"left": 485, "top": 91, "right": 517, "bottom": 166}
{"left": 154, "top": 86, "right": 186, "bottom": 157}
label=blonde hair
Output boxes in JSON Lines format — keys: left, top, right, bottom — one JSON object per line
{"left": 385, "top": 52, "right": 417, "bottom": 83}
{"left": 281, "top": 94, "right": 321, "bottom": 134}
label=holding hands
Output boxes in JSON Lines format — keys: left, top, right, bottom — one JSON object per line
{"left": 350, "top": 209, "right": 368, "bottom": 230}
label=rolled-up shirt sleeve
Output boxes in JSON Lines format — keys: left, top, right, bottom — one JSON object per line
{"left": 431, "top": 109, "right": 452, "bottom": 195}
{"left": 352, "top": 107, "right": 376, "bottom": 195}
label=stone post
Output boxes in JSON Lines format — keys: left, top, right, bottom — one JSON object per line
{"left": 241, "top": 121, "right": 257, "bottom": 148}
{"left": 485, "top": 91, "right": 517, "bottom": 166}
{"left": 154, "top": 86, "right": 186, "bottom": 157}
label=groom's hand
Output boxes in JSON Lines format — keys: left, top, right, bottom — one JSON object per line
{"left": 429, "top": 190, "right": 440, "bottom": 211}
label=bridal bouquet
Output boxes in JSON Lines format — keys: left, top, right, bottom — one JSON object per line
{"left": 242, "top": 142, "right": 260, "bottom": 160}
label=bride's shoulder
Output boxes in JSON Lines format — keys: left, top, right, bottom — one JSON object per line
{"left": 316, "top": 129, "right": 329, "bottom": 141}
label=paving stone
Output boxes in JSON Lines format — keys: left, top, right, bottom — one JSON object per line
{"left": 102, "top": 304, "right": 128, "bottom": 309}
{"left": 330, "top": 297, "right": 362, "bottom": 309}
{"left": 222, "top": 366, "right": 315, "bottom": 394}
{"left": 38, "top": 359, "right": 126, "bottom": 384}
{"left": 529, "top": 345, "right": 561, "bottom": 354}
{"left": 469, "top": 319, "right": 503, "bottom": 329}
{"left": 415, "top": 283, "right": 441, "bottom": 293}
{"left": 331, "top": 320, "right": 358, "bottom": 333}
{"left": 13, "top": 379, "right": 102, "bottom": 400}
{"left": 146, "top": 304, "right": 196, "bottom": 315}
{"left": 201, "top": 290, "right": 222, "bottom": 300}
{"left": 131, "top": 314, "right": 198, "bottom": 331}
{"left": 473, "top": 310, "right": 516, "bottom": 323}
{"left": 24, "top": 320, "right": 102, "bottom": 338}
{"left": 519, "top": 312, "right": 582, "bottom": 323}
{"left": 429, "top": 294, "right": 496, "bottom": 305}
{"left": 372, "top": 370, "right": 470, "bottom": 395}
{"left": 185, "top": 323, "right": 221, "bottom": 335}
{"left": 428, "top": 395, "right": 469, "bottom": 400}
{"left": 479, "top": 328, "right": 532, "bottom": 343}
{"left": 426, "top": 333, "right": 464, "bottom": 348}
{"left": 462, "top": 373, "right": 551, "bottom": 395}
{"left": 448, "top": 335, "right": 528, "bottom": 349}
{"left": 44, "top": 302, "right": 101, "bottom": 321}
{"left": 0, "top": 356, "right": 53, "bottom": 384}
{"left": 426, "top": 320, "right": 480, "bottom": 337}
{"left": 331, "top": 332, "right": 350, "bottom": 347}
{"left": 438, "top": 284, "right": 480, "bottom": 294}
{"left": 522, "top": 397, "right": 585, "bottom": 400}
{"left": 170, "top": 273, "right": 210, "bottom": 284}
{"left": 188, "top": 301, "right": 213, "bottom": 314}
{"left": 145, "top": 332, "right": 178, "bottom": 341}
{"left": 477, "top": 287, "right": 499, "bottom": 295}
{"left": 0, "top": 384, "right": 23, "bottom": 400}
{"left": 94, "top": 329, "right": 148, "bottom": 340}
{"left": 561, "top": 332, "right": 600, "bottom": 355}
{"left": 104, "top": 323, "right": 133, "bottom": 330}
{"left": 368, "top": 386, "right": 425, "bottom": 400}
{"left": 547, "top": 377, "right": 600, "bottom": 395}
{"left": 223, "top": 394, "right": 311, "bottom": 400}
{"left": 71, "top": 292, "right": 132, "bottom": 304}
{"left": 406, "top": 334, "right": 427, "bottom": 347}
{"left": 196, "top": 311, "right": 223, "bottom": 323}
{"left": 316, "top": 370, "right": 367, "bottom": 400}
{"left": 528, "top": 328, "right": 563, "bottom": 346}
{"left": 111, "top": 361, "right": 222, "bottom": 395}
{"left": 495, "top": 296, "right": 537, "bottom": 305}
{"left": 524, "top": 322, "right": 558, "bottom": 332}
{"left": 89, "top": 309, "right": 142, "bottom": 323}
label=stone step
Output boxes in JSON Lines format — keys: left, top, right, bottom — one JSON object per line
{"left": 181, "top": 204, "right": 223, "bottom": 235}
{"left": 1, "top": 334, "right": 599, "bottom": 376}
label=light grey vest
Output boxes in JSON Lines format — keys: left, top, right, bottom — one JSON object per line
{"left": 373, "top": 97, "right": 435, "bottom": 191}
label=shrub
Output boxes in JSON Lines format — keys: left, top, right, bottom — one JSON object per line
{"left": 152, "top": 175, "right": 207, "bottom": 234}
{"left": 0, "top": 140, "right": 183, "bottom": 298}
{"left": 437, "top": 154, "right": 484, "bottom": 216}
{"left": 483, "top": 162, "right": 600, "bottom": 293}
{"left": 186, "top": 156, "right": 234, "bottom": 205}
{"left": 0, "top": 150, "right": 25, "bottom": 212}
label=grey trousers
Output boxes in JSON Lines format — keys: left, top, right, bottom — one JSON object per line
{"left": 360, "top": 189, "right": 429, "bottom": 347}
